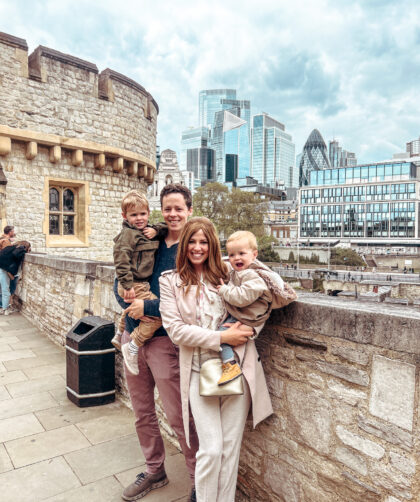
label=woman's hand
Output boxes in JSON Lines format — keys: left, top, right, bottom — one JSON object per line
{"left": 125, "top": 299, "right": 144, "bottom": 319}
{"left": 220, "top": 322, "right": 253, "bottom": 346}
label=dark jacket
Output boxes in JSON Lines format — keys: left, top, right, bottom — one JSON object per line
{"left": 0, "top": 244, "right": 27, "bottom": 276}
{"left": 113, "top": 221, "right": 167, "bottom": 290}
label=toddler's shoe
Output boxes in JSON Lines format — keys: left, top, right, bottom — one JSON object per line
{"left": 111, "top": 332, "right": 122, "bottom": 351}
{"left": 218, "top": 360, "right": 242, "bottom": 386}
{"left": 122, "top": 342, "right": 139, "bottom": 376}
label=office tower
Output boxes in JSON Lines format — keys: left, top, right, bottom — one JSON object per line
{"left": 199, "top": 89, "right": 237, "bottom": 130}
{"left": 197, "top": 89, "right": 251, "bottom": 184}
{"left": 186, "top": 147, "right": 215, "bottom": 185}
{"left": 180, "top": 127, "right": 210, "bottom": 171}
{"left": 250, "top": 113, "right": 296, "bottom": 188}
{"left": 299, "top": 129, "right": 330, "bottom": 186}
{"left": 406, "top": 135, "right": 420, "bottom": 157}
{"left": 212, "top": 104, "right": 251, "bottom": 183}
{"left": 329, "top": 139, "right": 357, "bottom": 167}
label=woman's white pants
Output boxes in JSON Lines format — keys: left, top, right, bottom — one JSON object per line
{"left": 189, "top": 370, "right": 251, "bottom": 502}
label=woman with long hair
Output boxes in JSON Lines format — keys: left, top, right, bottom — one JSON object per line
{"left": 159, "top": 217, "right": 272, "bottom": 501}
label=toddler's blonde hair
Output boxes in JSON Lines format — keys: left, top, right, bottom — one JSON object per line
{"left": 121, "top": 190, "right": 149, "bottom": 214}
{"left": 226, "top": 230, "right": 258, "bottom": 251}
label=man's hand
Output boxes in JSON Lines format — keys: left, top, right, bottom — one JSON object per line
{"left": 143, "top": 227, "right": 157, "bottom": 239}
{"left": 125, "top": 299, "right": 144, "bottom": 319}
{"left": 123, "top": 287, "right": 136, "bottom": 302}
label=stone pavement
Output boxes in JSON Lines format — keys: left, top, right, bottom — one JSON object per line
{"left": 0, "top": 314, "right": 191, "bottom": 502}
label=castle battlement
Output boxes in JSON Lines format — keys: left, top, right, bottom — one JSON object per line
{"left": 0, "top": 31, "right": 159, "bottom": 259}
{"left": 0, "top": 30, "right": 158, "bottom": 173}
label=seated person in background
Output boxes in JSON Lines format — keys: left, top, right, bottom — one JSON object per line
{"left": 113, "top": 190, "right": 167, "bottom": 375}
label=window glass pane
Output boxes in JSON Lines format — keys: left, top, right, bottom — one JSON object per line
{"left": 63, "top": 189, "right": 74, "bottom": 211}
{"left": 49, "top": 188, "right": 59, "bottom": 211}
{"left": 63, "top": 215, "right": 75, "bottom": 235}
{"left": 49, "top": 214, "right": 59, "bottom": 234}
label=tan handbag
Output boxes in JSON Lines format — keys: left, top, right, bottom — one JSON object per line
{"left": 199, "top": 348, "right": 244, "bottom": 397}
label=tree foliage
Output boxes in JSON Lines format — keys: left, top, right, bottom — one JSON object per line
{"left": 330, "top": 248, "right": 365, "bottom": 267}
{"left": 193, "top": 182, "right": 267, "bottom": 239}
{"left": 148, "top": 209, "right": 162, "bottom": 225}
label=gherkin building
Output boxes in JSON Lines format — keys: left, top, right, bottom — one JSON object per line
{"left": 299, "top": 129, "right": 330, "bottom": 186}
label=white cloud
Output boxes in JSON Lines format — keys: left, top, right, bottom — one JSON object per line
{"left": 1, "top": 0, "right": 420, "bottom": 162}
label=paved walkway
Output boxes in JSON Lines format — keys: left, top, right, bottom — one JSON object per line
{"left": 0, "top": 314, "right": 190, "bottom": 502}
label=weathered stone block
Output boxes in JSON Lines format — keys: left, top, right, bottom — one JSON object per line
{"left": 286, "top": 384, "right": 332, "bottom": 455}
{"left": 314, "top": 360, "right": 369, "bottom": 386}
{"left": 331, "top": 344, "right": 370, "bottom": 365}
{"left": 263, "top": 460, "right": 300, "bottom": 502}
{"left": 335, "top": 446, "right": 367, "bottom": 476}
{"left": 327, "top": 380, "right": 367, "bottom": 406}
{"left": 389, "top": 452, "right": 416, "bottom": 476}
{"left": 336, "top": 425, "right": 385, "bottom": 459}
{"left": 369, "top": 356, "right": 416, "bottom": 431}
{"left": 357, "top": 415, "right": 413, "bottom": 451}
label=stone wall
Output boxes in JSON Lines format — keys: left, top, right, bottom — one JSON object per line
{"left": 0, "top": 31, "right": 157, "bottom": 260}
{"left": 17, "top": 255, "right": 420, "bottom": 502}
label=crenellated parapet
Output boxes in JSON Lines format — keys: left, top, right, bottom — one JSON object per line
{"left": 0, "top": 31, "right": 159, "bottom": 259}
{"left": 0, "top": 30, "right": 158, "bottom": 179}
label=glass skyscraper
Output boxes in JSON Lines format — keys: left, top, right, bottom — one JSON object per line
{"left": 329, "top": 139, "right": 357, "bottom": 168}
{"left": 186, "top": 147, "right": 215, "bottom": 185}
{"left": 180, "top": 127, "right": 209, "bottom": 171}
{"left": 199, "top": 89, "right": 237, "bottom": 130}
{"left": 299, "top": 129, "right": 330, "bottom": 186}
{"left": 250, "top": 113, "right": 296, "bottom": 188}
{"left": 198, "top": 90, "right": 251, "bottom": 184}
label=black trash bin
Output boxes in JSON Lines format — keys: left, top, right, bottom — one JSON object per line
{"left": 66, "top": 316, "right": 115, "bottom": 407}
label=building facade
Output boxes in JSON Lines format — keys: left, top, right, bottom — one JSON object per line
{"left": 329, "top": 139, "right": 357, "bottom": 168}
{"left": 406, "top": 135, "right": 420, "bottom": 157}
{"left": 0, "top": 31, "right": 157, "bottom": 261}
{"left": 299, "top": 158, "right": 420, "bottom": 250}
{"left": 179, "top": 126, "right": 209, "bottom": 171}
{"left": 186, "top": 147, "right": 215, "bottom": 185}
{"left": 251, "top": 113, "right": 296, "bottom": 188}
{"left": 148, "top": 149, "right": 191, "bottom": 211}
{"left": 199, "top": 89, "right": 237, "bottom": 130}
{"left": 299, "top": 129, "right": 330, "bottom": 186}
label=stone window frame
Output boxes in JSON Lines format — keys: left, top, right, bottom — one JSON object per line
{"left": 43, "top": 177, "right": 90, "bottom": 247}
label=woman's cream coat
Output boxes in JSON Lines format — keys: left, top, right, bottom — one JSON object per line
{"left": 159, "top": 270, "right": 273, "bottom": 447}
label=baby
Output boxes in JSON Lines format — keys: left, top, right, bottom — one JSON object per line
{"left": 217, "top": 230, "right": 296, "bottom": 385}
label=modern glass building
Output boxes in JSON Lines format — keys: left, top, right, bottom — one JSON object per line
{"left": 179, "top": 127, "right": 210, "bottom": 171}
{"left": 299, "top": 129, "right": 330, "bottom": 186}
{"left": 250, "top": 113, "right": 296, "bottom": 188}
{"left": 212, "top": 103, "right": 251, "bottom": 183}
{"left": 299, "top": 159, "right": 420, "bottom": 248}
{"left": 329, "top": 139, "right": 357, "bottom": 168}
{"left": 186, "top": 147, "right": 215, "bottom": 185}
{"left": 199, "top": 89, "right": 237, "bottom": 130}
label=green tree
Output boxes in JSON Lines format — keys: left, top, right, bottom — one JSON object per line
{"left": 148, "top": 209, "right": 162, "bottom": 225}
{"left": 193, "top": 183, "right": 266, "bottom": 239}
{"left": 330, "top": 248, "right": 365, "bottom": 267}
{"left": 257, "top": 235, "right": 280, "bottom": 263}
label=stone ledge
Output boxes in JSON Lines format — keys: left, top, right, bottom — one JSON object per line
{"left": 24, "top": 253, "right": 112, "bottom": 276}
{"left": 0, "top": 31, "right": 28, "bottom": 50}
{"left": 268, "top": 293, "right": 420, "bottom": 355}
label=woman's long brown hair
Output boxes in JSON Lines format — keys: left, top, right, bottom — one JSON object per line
{"left": 176, "top": 217, "right": 228, "bottom": 291}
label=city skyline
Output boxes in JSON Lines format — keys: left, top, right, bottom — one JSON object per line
{"left": 1, "top": 0, "right": 420, "bottom": 163}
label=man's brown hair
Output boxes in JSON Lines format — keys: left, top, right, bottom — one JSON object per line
{"left": 160, "top": 183, "right": 192, "bottom": 209}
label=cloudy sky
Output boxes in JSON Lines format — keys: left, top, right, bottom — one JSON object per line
{"left": 1, "top": 0, "right": 420, "bottom": 164}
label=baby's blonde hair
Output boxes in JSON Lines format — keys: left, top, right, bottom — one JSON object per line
{"left": 121, "top": 190, "right": 149, "bottom": 214}
{"left": 226, "top": 230, "right": 258, "bottom": 251}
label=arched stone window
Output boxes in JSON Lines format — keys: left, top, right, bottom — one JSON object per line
{"left": 165, "top": 175, "right": 173, "bottom": 185}
{"left": 49, "top": 186, "right": 76, "bottom": 235}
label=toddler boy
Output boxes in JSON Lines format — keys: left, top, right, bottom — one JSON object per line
{"left": 113, "top": 190, "right": 166, "bottom": 375}
{"left": 217, "top": 230, "right": 296, "bottom": 385}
